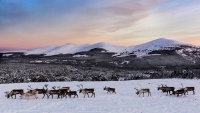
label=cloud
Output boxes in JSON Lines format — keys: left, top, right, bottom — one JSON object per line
{"left": 105, "top": 0, "right": 160, "bottom": 31}
{"left": 73, "top": 0, "right": 161, "bottom": 32}
{"left": 0, "top": 0, "right": 160, "bottom": 30}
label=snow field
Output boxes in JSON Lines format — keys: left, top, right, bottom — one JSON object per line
{"left": 0, "top": 79, "right": 200, "bottom": 113}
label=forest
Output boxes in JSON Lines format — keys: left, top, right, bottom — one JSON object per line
{"left": 0, "top": 63, "right": 199, "bottom": 84}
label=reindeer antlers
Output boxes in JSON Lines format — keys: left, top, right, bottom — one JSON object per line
{"left": 52, "top": 86, "right": 56, "bottom": 90}
{"left": 28, "top": 85, "right": 32, "bottom": 89}
{"left": 181, "top": 83, "right": 184, "bottom": 88}
{"left": 4, "top": 91, "right": 9, "bottom": 94}
{"left": 27, "top": 85, "right": 33, "bottom": 91}
{"left": 80, "top": 84, "right": 83, "bottom": 89}
{"left": 77, "top": 84, "right": 84, "bottom": 89}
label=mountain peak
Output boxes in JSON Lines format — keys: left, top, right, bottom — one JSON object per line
{"left": 130, "top": 38, "right": 184, "bottom": 52}
{"left": 93, "top": 42, "right": 112, "bottom": 47}
{"left": 150, "top": 38, "right": 183, "bottom": 45}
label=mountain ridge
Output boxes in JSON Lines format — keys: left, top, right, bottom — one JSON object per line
{"left": 26, "top": 38, "right": 195, "bottom": 56}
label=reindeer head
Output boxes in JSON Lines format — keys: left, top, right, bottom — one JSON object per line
{"left": 44, "top": 84, "right": 49, "bottom": 90}
{"left": 134, "top": 88, "right": 139, "bottom": 95}
{"left": 4, "top": 91, "right": 9, "bottom": 98}
{"left": 103, "top": 86, "right": 107, "bottom": 90}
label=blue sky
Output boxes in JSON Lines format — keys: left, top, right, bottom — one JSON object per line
{"left": 0, "top": 0, "right": 200, "bottom": 49}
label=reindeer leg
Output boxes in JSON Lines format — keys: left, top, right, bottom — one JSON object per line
{"left": 47, "top": 94, "right": 50, "bottom": 99}
{"left": 57, "top": 94, "right": 60, "bottom": 99}
{"left": 42, "top": 94, "right": 45, "bottom": 99}
{"left": 84, "top": 93, "right": 86, "bottom": 98}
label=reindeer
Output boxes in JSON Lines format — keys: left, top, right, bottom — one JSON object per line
{"left": 5, "top": 89, "right": 24, "bottom": 99}
{"left": 173, "top": 89, "right": 185, "bottom": 97}
{"left": 59, "top": 87, "right": 70, "bottom": 98}
{"left": 27, "top": 85, "right": 47, "bottom": 98}
{"left": 157, "top": 85, "right": 167, "bottom": 92}
{"left": 77, "top": 84, "right": 95, "bottom": 98}
{"left": 180, "top": 84, "right": 195, "bottom": 95}
{"left": 157, "top": 85, "right": 174, "bottom": 95}
{"left": 183, "top": 87, "right": 195, "bottom": 95}
{"left": 103, "top": 86, "right": 116, "bottom": 94}
{"left": 67, "top": 90, "right": 78, "bottom": 98}
{"left": 21, "top": 90, "right": 38, "bottom": 99}
{"left": 135, "top": 88, "right": 151, "bottom": 97}
{"left": 162, "top": 87, "right": 175, "bottom": 95}
{"left": 44, "top": 85, "right": 61, "bottom": 99}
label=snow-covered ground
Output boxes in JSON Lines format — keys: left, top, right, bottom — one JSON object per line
{"left": 1, "top": 79, "right": 200, "bottom": 113}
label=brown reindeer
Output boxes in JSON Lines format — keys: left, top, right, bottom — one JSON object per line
{"left": 157, "top": 85, "right": 168, "bottom": 92}
{"left": 135, "top": 88, "right": 151, "bottom": 97}
{"left": 158, "top": 85, "right": 174, "bottom": 95}
{"left": 67, "top": 90, "right": 78, "bottom": 98}
{"left": 103, "top": 86, "right": 116, "bottom": 94}
{"left": 180, "top": 84, "right": 195, "bottom": 95}
{"left": 162, "top": 87, "right": 175, "bottom": 95}
{"left": 183, "top": 87, "right": 195, "bottom": 95}
{"left": 5, "top": 89, "right": 24, "bottom": 99}
{"left": 27, "top": 85, "right": 47, "bottom": 99}
{"left": 44, "top": 85, "right": 61, "bottom": 99}
{"left": 21, "top": 90, "right": 38, "bottom": 99}
{"left": 34, "top": 88, "right": 47, "bottom": 98}
{"left": 173, "top": 89, "right": 185, "bottom": 97}
{"left": 77, "top": 84, "right": 95, "bottom": 98}
{"left": 59, "top": 87, "right": 70, "bottom": 98}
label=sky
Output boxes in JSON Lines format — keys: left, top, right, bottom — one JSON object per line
{"left": 0, "top": 0, "right": 200, "bottom": 50}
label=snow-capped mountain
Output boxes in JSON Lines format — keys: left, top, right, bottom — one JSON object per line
{"left": 25, "top": 38, "right": 198, "bottom": 57}
{"left": 124, "top": 38, "right": 186, "bottom": 57}
{"left": 26, "top": 42, "right": 127, "bottom": 56}
{"left": 129, "top": 38, "right": 184, "bottom": 51}
{"left": 44, "top": 44, "right": 86, "bottom": 56}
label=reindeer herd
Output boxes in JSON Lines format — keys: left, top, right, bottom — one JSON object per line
{"left": 157, "top": 84, "right": 195, "bottom": 97}
{"left": 4, "top": 83, "right": 195, "bottom": 99}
